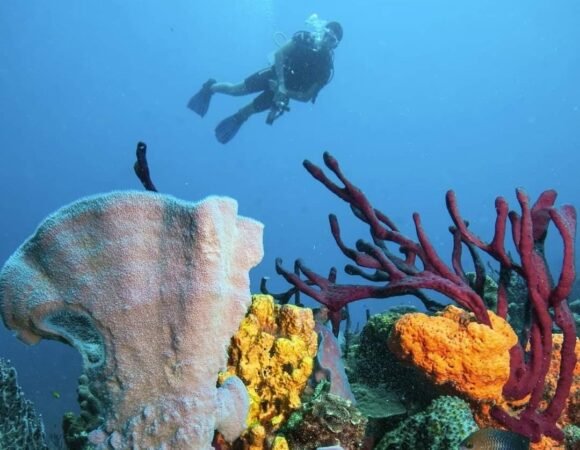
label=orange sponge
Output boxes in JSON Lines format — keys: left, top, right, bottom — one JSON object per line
{"left": 387, "top": 305, "right": 517, "bottom": 402}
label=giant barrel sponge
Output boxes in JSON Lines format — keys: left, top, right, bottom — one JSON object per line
{"left": 0, "top": 191, "right": 264, "bottom": 449}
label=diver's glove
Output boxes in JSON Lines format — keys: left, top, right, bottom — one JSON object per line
{"left": 273, "top": 90, "right": 289, "bottom": 110}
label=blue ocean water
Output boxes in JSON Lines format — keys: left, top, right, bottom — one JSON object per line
{"left": 0, "top": 0, "right": 578, "bottom": 441}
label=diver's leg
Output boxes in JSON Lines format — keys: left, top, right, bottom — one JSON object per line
{"left": 187, "top": 77, "right": 248, "bottom": 116}
{"left": 190, "top": 67, "right": 275, "bottom": 116}
{"left": 213, "top": 67, "right": 276, "bottom": 97}
{"left": 211, "top": 82, "right": 249, "bottom": 96}
{"left": 236, "top": 102, "right": 257, "bottom": 120}
{"left": 187, "top": 77, "right": 251, "bottom": 116}
{"left": 250, "top": 89, "right": 276, "bottom": 114}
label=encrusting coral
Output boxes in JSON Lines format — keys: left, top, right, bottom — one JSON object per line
{"left": 376, "top": 395, "right": 478, "bottom": 450}
{"left": 219, "top": 294, "right": 318, "bottom": 449}
{"left": 281, "top": 381, "right": 367, "bottom": 450}
{"left": 0, "top": 191, "right": 263, "bottom": 450}
{"left": 351, "top": 308, "right": 436, "bottom": 413}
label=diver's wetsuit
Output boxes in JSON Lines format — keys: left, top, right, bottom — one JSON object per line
{"left": 243, "top": 31, "right": 334, "bottom": 112}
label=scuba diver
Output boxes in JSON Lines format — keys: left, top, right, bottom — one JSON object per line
{"left": 188, "top": 20, "right": 343, "bottom": 144}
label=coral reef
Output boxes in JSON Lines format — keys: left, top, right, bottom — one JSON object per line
{"left": 220, "top": 294, "right": 317, "bottom": 448}
{"left": 62, "top": 412, "right": 90, "bottom": 450}
{"left": 271, "top": 436, "right": 291, "bottom": 450}
{"left": 0, "top": 357, "right": 48, "bottom": 449}
{"left": 275, "top": 152, "right": 577, "bottom": 442}
{"left": 0, "top": 192, "right": 263, "bottom": 449}
{"left": 61, "top": 374, "right": 104, "bottom": 449}
{"left": 569, "top": 277, "right": 580, "bottom": 337}
{"left": 535, "top": 334, "right": 579, "bottom": 433}
{"left": 375, "top": 396, "right": 478, "bottom": 450}
{"left": 282, "top": 383, "right": 367, "bottom": 450}
{"left": 503, "top": 334, "right": 579, "bottom": 450}
{"left": 349, "top": 384, "right": 406, "bottom": 421}
{"left": 564, "top": 425, "right": 580, "bottom": 450}
{"left": 570, "top": 298, "right": 580, "bottom": 338}
{"left": 388, "top": 308, "right": 580, "bottom": 450}
{"left": 348, "top": 308, "right": 438, "bottom": 446}
{"left": 465, "top": 272, "right": 499, "bottom": 310}
{"left": 350, "top": 308, "right": 436, "bottom": 412}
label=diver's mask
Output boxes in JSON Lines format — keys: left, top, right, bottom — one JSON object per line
{"left": 321, "top": 28, "right": 339, "bottom": 49}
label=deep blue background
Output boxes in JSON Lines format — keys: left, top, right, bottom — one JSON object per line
{"left": 1, "top": 0, "right": 579, "bottom": 439}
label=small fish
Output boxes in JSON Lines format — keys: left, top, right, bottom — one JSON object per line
{"left": 460, "top": 428, "right": 530, "bottom": 450}
{"left": 51, "top": 390, "right": 61, "bottom": 399}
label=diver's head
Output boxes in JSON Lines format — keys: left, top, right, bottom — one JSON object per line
{"left": 323, "top": 21, "right": 343, "bottom": 49}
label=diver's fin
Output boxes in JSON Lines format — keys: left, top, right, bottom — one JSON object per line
{"left": 215, "top": 113, "right": 246, "bottom": 144}
{"left": 187, "top": 78, "right": 216, "bottom": 117}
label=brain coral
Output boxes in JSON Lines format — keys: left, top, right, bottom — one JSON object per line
{"left": 376, "top": 395, "right": 478, "bottom": 450}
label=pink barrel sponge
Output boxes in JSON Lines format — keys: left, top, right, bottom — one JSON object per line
{"left": 0, "top": 191, "right": 264, "bottom": 449}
